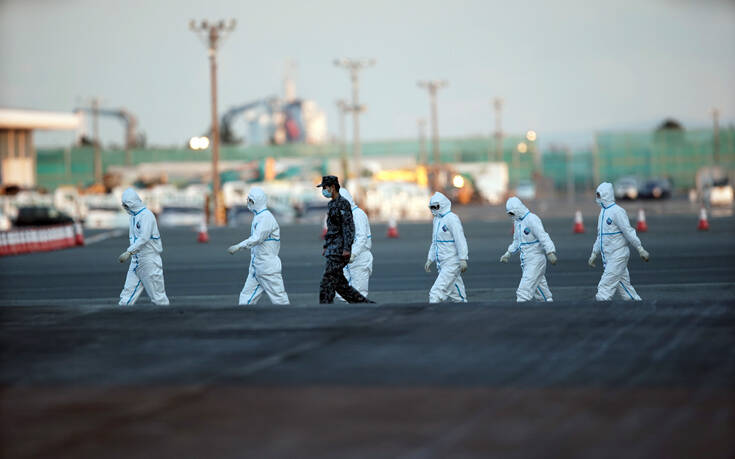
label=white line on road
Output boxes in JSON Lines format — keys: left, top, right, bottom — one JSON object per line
{"left": 85, "top": 229, "right": 126, "bottom": 245}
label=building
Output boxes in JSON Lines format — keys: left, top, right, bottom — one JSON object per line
{"left": 0, "top": 109, "right": 82, "bottom": 187}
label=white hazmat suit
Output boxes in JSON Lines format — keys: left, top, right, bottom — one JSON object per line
{"left": 589, "top": 182, "right": 649, "bottom": 301}
{"left": 228, "top": 187, "right": 290, "bottom": 305}
{"left": 500, "top": 197, "right": 556, "bottom": 302}
{"left": 336, "top": 188, "right": 373, "bottom": 300}
{"left": 118, "top": 188, "right": 170, "bottom": 305}
{"left": 425, "top": 192, "right": 469, "bottom": 303}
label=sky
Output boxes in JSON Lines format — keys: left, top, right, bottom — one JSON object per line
{"left": 1, "top": 0, "right": 734, "bottom": 149}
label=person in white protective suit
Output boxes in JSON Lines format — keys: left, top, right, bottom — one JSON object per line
{"left": 227, "top": 187, "right": 290, "bottom": 305}
{"left": 499, "top": 196, "right": 558, "bottom": 302}
{"left": 335, "top": 187, "right": 373, "bottom": 300}
{"left": 117, "top": 188, "right": 170, "bottom": 305}
{"left": 424, "top": 192, "right": 469, "bottom": 303}
{"left": 588, "top": 182, "right": 650, "bottom": 301}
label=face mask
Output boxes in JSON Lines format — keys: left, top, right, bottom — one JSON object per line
{"left": 507, "top": 212, "right": 515, "bottom": 219}
{"left": 122, "top": 203, "right": 131, "bottom": 215}
{"left": 322, "top": 189, "right": 332, "bottom": 198}
{"left": 247, "top": 199, "right": 254, "bottom": 211}
{"left": 595, "top": 193, "right": 602, "bottom": 207}
{"left": 429, "top": 204, "right": 440, "bottom": 216}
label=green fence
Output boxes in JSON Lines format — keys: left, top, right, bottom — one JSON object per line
{"left": 34, "top": 128, "right": 733, "bottom": 191}
{"left": 35, "top": 136, "right": 532, "bottom": 190}
{"left": 595, "top": 128, "right": 735, "bottom": 189}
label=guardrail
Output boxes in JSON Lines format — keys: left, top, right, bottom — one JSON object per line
{"left": 0, "top": 223, "right": 84, "bottom": 256}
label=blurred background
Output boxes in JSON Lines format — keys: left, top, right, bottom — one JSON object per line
{"left": 1, "top": 0, "right": 734, "bottom": 231}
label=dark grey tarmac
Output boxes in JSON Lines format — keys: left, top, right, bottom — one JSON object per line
{"left": 1, "top": 213, "right": 734, "bottom": 458}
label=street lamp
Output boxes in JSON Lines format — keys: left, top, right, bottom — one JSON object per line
{"left": 334, "top": 58, "right": 375, "bottom": 201}
{"left": 189, "top": 18, "right": 236, "bottom": 226}
{"left": 418, "top": 80, "right": 448, "bottom": 190}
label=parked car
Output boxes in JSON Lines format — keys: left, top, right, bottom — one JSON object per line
{"left": 709, "top": 178, "right": 734, "bottom": 206}
{"left": 158, "top": 206, "right": 205, "bottom": 228}
{"left": 614, "top": 176, "right": 639, "bottom": 200}
{"left": 85, "top": 205, "right": 129, "bottom": 229}
{"left": 638, "top": 178, "right": 672, "bottom": 199}
{"left": 13, "top": 206, "right": 74, "bottom": 227}
{"left": 514, "top": 180, "right": 536, "bottom": 200}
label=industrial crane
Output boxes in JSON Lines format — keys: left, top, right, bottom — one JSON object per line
{"left": 218, "top": 96, "right": 279, "bottom": 145}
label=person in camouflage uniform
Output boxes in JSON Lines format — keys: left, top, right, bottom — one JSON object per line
{"left": 317, "top": 176, "right": 374, "bottom": 304}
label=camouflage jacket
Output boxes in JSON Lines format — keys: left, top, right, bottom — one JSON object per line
{"left": 323, "top": 195, "right": 355, "bottom": 256}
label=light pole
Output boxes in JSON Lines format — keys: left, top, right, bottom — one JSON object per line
{"left": 334, "top": 58, "right": 375, "bottom": 200}
{"left": 417, "top": 118, "right": 427, "bottom": 165}
{"left": 189, "top": 19, "right": 236, "bottom": 226}
{"left": 92, "top": 97, "right": 102, "bottom": 185}
{"left": 493, "top": 98, "right": 503, "bottom": 162}
{"left": 336, "top": 99, "right": 349, "bottom": 180}
{"left": 712, "top": 108, "right": 720, "bottom": 165}
{"left": 417, "top": 80, "right": 447, "bottom": 190}
{"left": 565, "top": 146, "right": 575, "bottom": 203}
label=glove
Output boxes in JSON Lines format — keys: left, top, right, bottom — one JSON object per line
{"left": 547, "top": 252, "right": 557, "bottom": 265}
{"left": 118, "top": 251, "right": 131, "bottom": 263}
{"left": 638, "top": 247, "right": 650, "bottom": 262}
{"left": 227, "top": 244, "right": 241, "bottom": 255}
{"left": 588, "top": 253, "right": 597, "bottom": 268}
{"left": 349, "top": 252, "right": 356, "bottom": 263}
{"left": 499, "top": 251, "right": 510, "bottom": 263}
{"left": 459, "top": 260, "right": 468, "bottom": 273}
{"left": 424, "top": 259, "right": 433, "bottom": 273}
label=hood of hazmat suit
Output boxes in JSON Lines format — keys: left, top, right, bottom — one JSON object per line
{"left": 122, "top": 188, "right": 145, "bottom": 216}
{"left": 248, "top": 187, "right": 268, "bottom": 213}
{"left": 596, "top": 182, "right": 615, "bottom": 208}
{"left": 505, "top": 196, "right": 530, "bottom": 222}
{"left": 236, "top": 187, "right": 283, "bottom": 275}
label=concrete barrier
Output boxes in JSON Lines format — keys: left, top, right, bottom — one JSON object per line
{"left": 0, "top": 223, "right": 84, "bottom": 256}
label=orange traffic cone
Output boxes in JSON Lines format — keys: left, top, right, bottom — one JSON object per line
{"left": 197, "top": 221, "right": 210, "bottom": 243}
{"left": 636, "top": 208, "right": 648, "bottom": 232}
{"left": 74, "top": 222, "right": 85, "bottom": 246}
{"left": 697, "top": 207, "right": 709, "bottom": 231}
{"left": 573, "top": 210, "right": 585, "bottom": 233}
{"left": 386, "top": 217, "right": 399, "bottom": 238}
{"left": 321, "top": 215, "right": 328, "bottom": 239}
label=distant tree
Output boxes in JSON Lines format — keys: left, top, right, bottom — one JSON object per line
{"left": 656, "top": 118, "right": 684, "bottom": 132}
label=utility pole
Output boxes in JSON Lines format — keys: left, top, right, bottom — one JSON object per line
{"left": 713, "top": 108, "right": 720, "bottom": 165}
{"left": 92, "top": 97, "right": 102, "bottom": 185}
{"left": 336, "top": 100, "right": 349, "bottom": 180}
{"left": 417, "top": 118, "right": 427, "bottom": 165}
{"left": 189, "top": 19, "right": 236, "bottom": 226}
{"left": 418, "top": 80, "right": 448, "bottom": 190}
{"left": 334, "top": 58, "right": 374, "bottom": 201}
{"left": 565, "top": 146, "right": 575, "bottom": 204}
{"left": 493, "top": 98, "right": 503, "bottom": 162}
{"left": 592, "top": 133, "right": 601, "bottom": 188}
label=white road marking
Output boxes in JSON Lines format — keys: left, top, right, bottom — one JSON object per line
{"left": 84, "top": 229, "right": 126, "bottom": 245}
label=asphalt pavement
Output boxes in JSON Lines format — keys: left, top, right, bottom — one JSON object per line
{"left": 1, "top": 212, "right": 734, "bottom": 458}
{"left": 1, "top": 213, "right": 734, "bottom": 305}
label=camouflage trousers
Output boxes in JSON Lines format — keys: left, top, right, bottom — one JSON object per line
{"left": 319, "top": 255, "right": 371, "bottom": 304}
